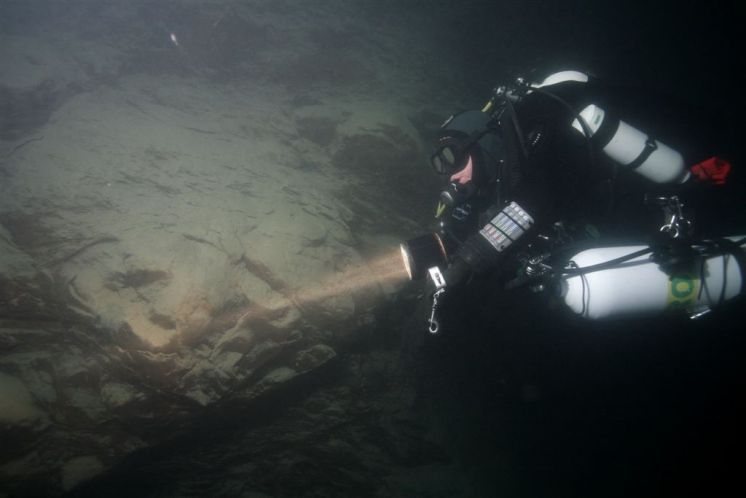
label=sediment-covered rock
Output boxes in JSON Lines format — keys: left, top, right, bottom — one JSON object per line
{"left": 0, "top": 2, "right": 452, "bottom": 496}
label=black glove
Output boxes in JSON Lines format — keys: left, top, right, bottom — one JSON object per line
{"left": 424, "top": 256, "right": 472, "bottom": 299}
{"left": 442, "top": 257, "right": 472, "bottom": 289}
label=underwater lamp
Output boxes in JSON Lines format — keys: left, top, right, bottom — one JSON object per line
{"left": 399, "top": 233, "right": 448, "bottom": 280}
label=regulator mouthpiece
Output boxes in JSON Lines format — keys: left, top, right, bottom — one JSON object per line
{"left": 400, "top": 233, "right": 448, "bottom": 280}
{"left": 439, "top": 182, "right": 476, "bottom": 208}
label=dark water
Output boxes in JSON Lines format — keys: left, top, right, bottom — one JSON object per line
{"left": 2, "top": 1, "right": 744, "bottom": 497}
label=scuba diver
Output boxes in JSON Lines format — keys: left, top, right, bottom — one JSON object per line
{"left": 399, "top": 70, "right": 743, "bottom": 333}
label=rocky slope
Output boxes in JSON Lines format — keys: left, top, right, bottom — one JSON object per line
{"left": 1, "top": 1, "right": 456, "bottom": 495}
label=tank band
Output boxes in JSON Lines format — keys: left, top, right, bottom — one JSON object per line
{"left": 627, "top": 137, "right": 658, "bottom": 170}
{"left": 590, "top": 111, "right": 619, "bottom": 147}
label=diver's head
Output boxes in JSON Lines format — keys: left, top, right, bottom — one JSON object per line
{"left": 430, "top": 110, "right": 503, "bottom": 206}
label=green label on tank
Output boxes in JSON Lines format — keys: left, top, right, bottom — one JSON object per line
{"left": 667, "top": 272, "right": 701, "bottom": 310}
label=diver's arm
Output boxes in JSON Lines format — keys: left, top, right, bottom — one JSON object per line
{"left": 442, "top": 201, "right": 536, "bottom": 286}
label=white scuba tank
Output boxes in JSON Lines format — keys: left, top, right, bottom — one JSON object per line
{"left": 572, "top": 104, "right": 690, "bottom": 184}
{"left": 560, "top": 237, "right": 746, "bottom": 320}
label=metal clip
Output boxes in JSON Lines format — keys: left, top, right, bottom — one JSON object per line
{"left": 645, "top": 194, "right": 693, "bottom": 240}
{"left": 426, "top": 266, "right": 447, "bottom": 334}
{"left": 428, "top": 288, "right": 444, "bottom": 334}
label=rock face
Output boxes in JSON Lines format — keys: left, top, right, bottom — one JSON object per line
{"left": 0, "top": 1, "right": 452, "bottom": 496}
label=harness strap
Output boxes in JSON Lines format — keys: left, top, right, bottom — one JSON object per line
{"left": 627, "top": 137, "right": 658, "bottom": 170}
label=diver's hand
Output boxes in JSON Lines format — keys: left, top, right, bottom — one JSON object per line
{"left": 442, "top": 257, "right": 471, "bottom": 289}
{"left": 424, "top": 257, "right": 471, "bottom": 297}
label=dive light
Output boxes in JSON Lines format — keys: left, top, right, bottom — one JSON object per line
{"left": 399, "top": 233, "right": 448, "bottom": 281}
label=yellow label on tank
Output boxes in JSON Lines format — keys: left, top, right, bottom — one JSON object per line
{"left": 667, "top": 272, "right": 701, "bottom": 310}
